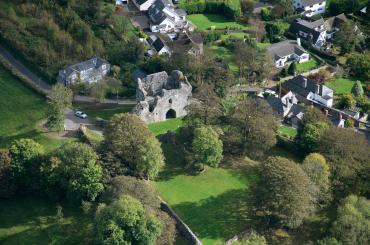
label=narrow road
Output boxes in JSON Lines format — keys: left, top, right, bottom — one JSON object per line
{"left": 0, "top": 45, "right": 51, "bottom": 90}
{"left": 0, "top": 44, "right": 136, "bottom": 105}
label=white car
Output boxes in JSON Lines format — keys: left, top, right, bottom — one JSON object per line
{"left": 75, "top": 111, "right": 87, "bottom": 119}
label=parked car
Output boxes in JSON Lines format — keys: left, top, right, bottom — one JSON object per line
{"left": 75, "top": 111, "right": 87, "bottom": 119}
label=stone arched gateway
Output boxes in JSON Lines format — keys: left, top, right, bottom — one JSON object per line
{"left": 166, "top": 109, "right": 176, "bottom": 119}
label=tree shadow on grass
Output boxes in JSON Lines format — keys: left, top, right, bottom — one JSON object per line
{"left": 172, "top": 189, "right": 256, "bottom": 243}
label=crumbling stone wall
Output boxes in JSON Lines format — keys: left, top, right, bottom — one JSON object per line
{"left": 135, "top": 70, "right": 192, "bottom": 123}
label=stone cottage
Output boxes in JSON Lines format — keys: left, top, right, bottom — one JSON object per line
{"left": 135, "top": 70, "right": 192, "bottom": 123}
{"left": 57, "top": 57, "right": 110, "bottom": 85}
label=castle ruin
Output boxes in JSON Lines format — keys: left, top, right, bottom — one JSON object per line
{"left": 135, "top": 70, "right": 192, "bottom": 123}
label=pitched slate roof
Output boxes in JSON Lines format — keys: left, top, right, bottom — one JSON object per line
{"left": 289, "top": 18, "right": 324, "bottom": 44}
{"left": 135, "top": 0, "right": 149, "bottom": 5}
{"left": 62, "top": 57, "right": 108, "bottom": 77}
{"left": 148, "top": 0, "right": 173, "bottom": 24}
{"left": 267, "top": 96, "right": 285, "bottom": 114}
{"left": 301, "top": 0, "right": 325, "bottom": 7}
{"left": 325, "top": 13, "right": 348, "bottom": 32}
{"left": 152, "top": 37, "right": 167, "bottom": 52}
{"left": 267, "top": 40, "right": 307, "bottom": 60}
{"left": 282, "top": 75, "right": 318, "bottom": 98}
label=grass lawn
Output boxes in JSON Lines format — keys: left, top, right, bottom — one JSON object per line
{"left": 154, "top": 143, "right": 258, "bottom": 244}
{"left": 221, "top": 32, "right": 247, "bottom": 41}
{"left": 210, "top": 45, "right": 238, "bottom": 73}
{"left": 0, "top": 65, "right": 74, "bottom": 151}
{"left": 149, "top": 117, "right": 184, "bottom": 136}
{"left": 188, "top": 14, "right": 248, "bottom": 30}
{"left": 325, "top": 78, "right": 357, "bottom": 95}
{"left": 0, "top": 197, "right": 94, "bottom": 245}
{"left": 277, "top": 125, "right": 298, "bottom": 138}
{"left": 296, "top": 59, "right": 319, "bottom": 73}
{"left": 75, "top": 103, "right": 134, "bottom": 120}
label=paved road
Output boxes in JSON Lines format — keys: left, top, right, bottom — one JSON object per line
{"left": 0, "top": 45, "right": 51, "bottom": 90}
{"left": 64, "top": 109, "right": 103, "bottom": 135}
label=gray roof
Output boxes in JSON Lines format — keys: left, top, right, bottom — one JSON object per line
{"left": 267, "top": 95, "right": 285, "bottom": 114}
{"left": 267, "top": 40, "right": 307, "bottom": 60}
{"left": 175, "top": 9, "right": 187, "bottom": 16}
{"left": 62, "top": 57, "right": 108, "bottom": 77}
{"left": 283, "top": 75, "right": 324, "bottom": 98}
{"left": 301, "top": 0, "right": 325, "bottom": 7}
{"left": 289, "top": 18, "right": 324, "bottom": 44}
{"left": 132, "top": 68, "right": 147, "bottom": 81}
{"left": 325, "top": 13, "right": 348, "bottom": 32}
{"left": 148, "top": 0, "right": 172, "bottom": 24}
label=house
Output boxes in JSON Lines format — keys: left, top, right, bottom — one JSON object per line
{"left": 293, "top": 0, "right": 326, "bottom": 17}
{"left": 135, "top": 70, "right": 192, "bottom": 123}
{"left": 116, "top": 0, "right": 127, "bottom": 5}
{"left": 324, "top": 13, "right": 349, "bottom": 39}
{"left": 266, "top": 91, "right": 304, "bottom": 128}
{"left": 267, "top": 39, "right": 310, "bottom": 68}
{"left": 148, "top": 0, "right": 188, "bottom": 33}
{"left": 57, "top": 57, "right": 110, "bottom": 85}
{"left": 133, "top": 0, "right": 157, "bottom": 11}
{"left": 144, "top": 32, "right": 203, "bottom": 56}
{"left": 289, "top": 18, "right": 327, "bottom": 47}
{"left": 282, "top": 75, "right": 334, "bottom": 107}
{"left": 289, "top": 14, "right": 349, "bottom": 47}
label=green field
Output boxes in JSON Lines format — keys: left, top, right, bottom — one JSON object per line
{"left": 325, "top": 78, "right": 357, "bottom": 95}
{"left": 221, "top": 32, "right": 247, "bottom": 41}
{"left": 210, "top": 45, "right": 238, "bottom": 73}
{"left": 154, "top": 143, "right": 258, "bottom": 244}
{"left": 75, "top": 103, "right": 134, "bottom": 120}
{"left": 0, "top": 197, "right": 94, "bottom": 245}
{"left": 188, "top": 14, "right": 248, "bottom": 30}
{"left": 0, "top": 65, "right": 74, "bottom": 151}
{"left": 149, "top": 117, "right": 184, "bottom": 136}
{"left": 296, "top": 59, "right": 319, "bottom": 73}
{"left": 277, "top": 125, "right": 298, "bottom": 138}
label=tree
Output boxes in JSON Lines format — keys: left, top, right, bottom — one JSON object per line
{"left": 9, "top": 139, "right": 44, "bottom": 190}
{"left": 95, "top": 195, "right": 162, "bottom": 245}
{"left": 302, "top": 153, "right": 331, "bottom": 206}
{"left": 299, "top": 122, "right": 330, "bottom": 152}
{"left": 192, "top": 126, "right": 223, "bottom": 170}
{"left": 280, "top": 68, "right": 287, "bottom": 77}
{"left": 301, "top": 107, "right": 329, "bottom": 127}
{"left": 102, "top": 113, "right": 165, "bottom": 179}
{"left": 288, "top": 62, "right": 297, "bottom": 76}
{"left": 111, "top": 65, "right": 121, "bottom": 79}
{"left": 0, "top": 149, "right": 16, "bottom": 198}
{"left": 317, "top": 127, "right": 370, "bottom": 196}
{"left": 90, "top": 81, "right": 107, "bottom": 103}
{"left": 344, "top": 118, "right": 355, "bottom": 128}
{"left": 316, "top": 237, "right": 341, "bottom": 245}
{"left": 101, "top": 176, "right": 176, "bottom": 245}
{"left": 352, "top": 80, "right": 364, "bottom": 97}
{"left": 339, "top": 93, "right": 356, "bottom": 109}
{"left": 227, "top": 97, "right": 277, "bottom": 159}
{"left": 46, "top": 84, "right": 73, "bottom": 132}
{"left": 44, "top": 142, "right": 104, "bottom": 202}
{"left": 256, "top": 157, "right": 312, "bottom": 228}
{"left": 106, "top": 77, "right": 122, "bottom": 102}
{"left": 331, "top": 195, "right": 370, "bottom": 245}
{"left": 347, "top": 53, "right": 370, "bottom": 81}
{"left": 238, "top": 231, "right": 267, "bottom": 245}
{"left": 334, "top": 20, "right": 363, "bottom": 54}
{"left": 265, "top": 22, "right": 287, "bottom": 42}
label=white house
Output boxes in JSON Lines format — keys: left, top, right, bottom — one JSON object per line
{"left": 148, "top": 0, "right": 188, "bottom": 33}
{"left": 282, "top": 75, "right": 334, "bottom": 107}
{"left": 133, "top": 0, "right": 157, "bottom": 11}
{"left": 116, "top": 0, "right": 127, "bottom": 5}
{"left": 147, "top": 35, "right": 172, "bottom": 55}
{"left": 267, "top": 39, "right": 310, "bottom": 68}
{"left": 293, "top": 0, "right": 326, "bottom": 17}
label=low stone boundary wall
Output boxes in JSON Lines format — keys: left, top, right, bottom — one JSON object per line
{"left": 0, "top": 55, "right": 48, "bottom": 96}
{"left": 160, "top": 200, "right": 202, "bottom": 245}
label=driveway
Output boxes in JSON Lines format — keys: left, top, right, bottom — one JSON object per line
{"left": 64, "top": 109, "right": 103, "bottom": 135}
{"left": 131, "top": 15, "right": 150, "bottom": 30}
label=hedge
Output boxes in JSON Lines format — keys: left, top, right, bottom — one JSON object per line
{"left": 179, "top": 0, "right": 241, "bottom": 20}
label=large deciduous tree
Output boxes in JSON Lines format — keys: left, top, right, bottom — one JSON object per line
{"left": 334, "top": 21, "right": 363, "bottom": 54}
{"left": 95, "top": 195, "right": 162, "bottom": 245}
{"left": 43, "top": 142, "right": 104, "bottom": 203}
{"left": 302, "top": 153, "right": 332, "bottom": 206}
{"left": 192, "top": 126, "right": 223, "bottom": 169}
{"left": 101, "top": 113, "right": 165, "bottom": 179}
{"left": 316, "top": 127, "right": 370, "bottom": 196}
{"left": 331, "top": 195, "right": 370, "bottom": 245}
{"left": 256, "top": 157, "right": 312, "bottom": 228}
{"left": 46, "top": 84, "right": 73, "bottom": 132}
{"left": 227, "top": 97, "right": 277, "bottom": 159}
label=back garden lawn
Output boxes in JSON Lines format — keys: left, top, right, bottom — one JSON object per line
{"left": 325, "top": 78, "right": 357, "bottom": 95}
{"left": 188, "top": 14, "right": 248, "bottom": 30}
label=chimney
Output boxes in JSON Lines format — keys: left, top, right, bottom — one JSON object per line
{"left": 302, "top": 78, "right": 307, "bottom": 88}
{"left": 339, "top": 113, "right": 342, "bottom": 120}
{"left": 325, "top": 109, "right": 329, "bottom": 116}
{"left": 316, "top": 84, "right": 320, "bottom": 94}
{"left": 297, "top": 38, "right": 301, "bottom": 46}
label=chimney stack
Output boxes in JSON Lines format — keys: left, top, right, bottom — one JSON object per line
{"left": 302, "top": 78, "right": 307, "bottom": 88}
{"left": 297, "top": 38, "right": 301, "bottom": 46}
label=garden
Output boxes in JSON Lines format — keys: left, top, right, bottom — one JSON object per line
{"left": 325, "top": 78, "right": 357, "bottom": 95}
{"left": 188, "top": 14, "right": 248, "bottom": 30}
